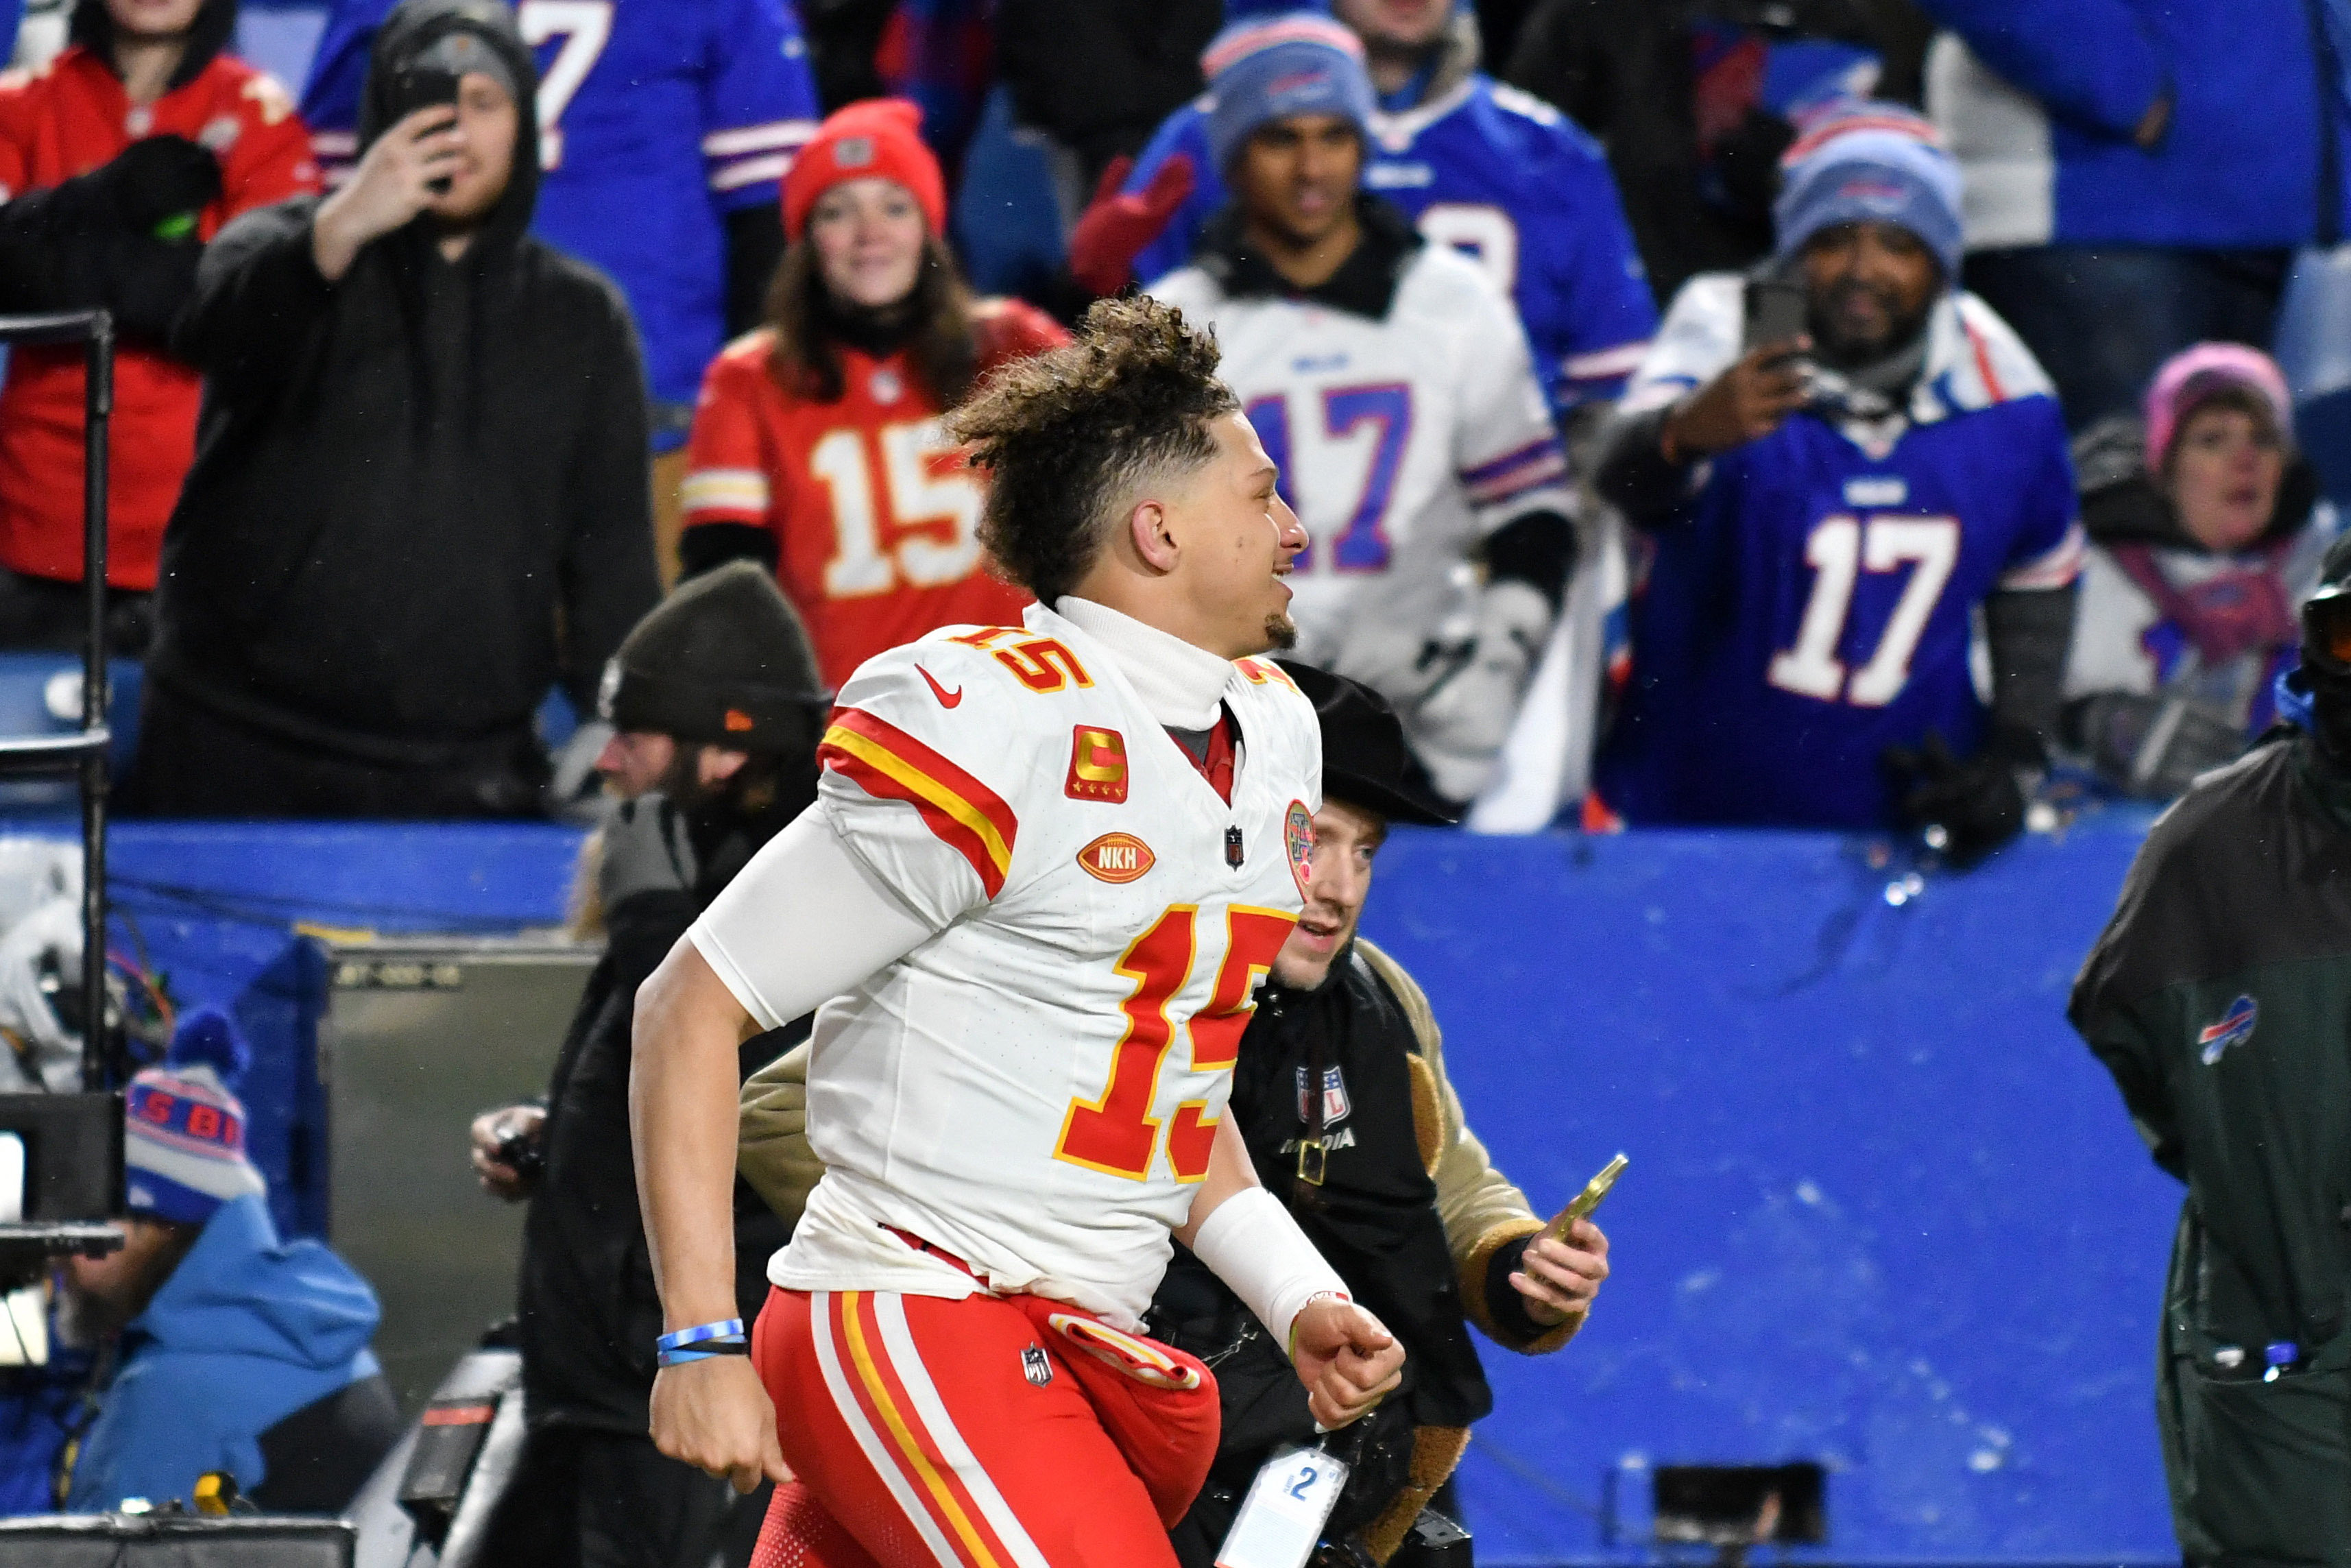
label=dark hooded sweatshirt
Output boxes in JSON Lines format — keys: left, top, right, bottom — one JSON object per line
{"left": 147, "top": 0, "right": 657, "bottom": 775}
{"left": 2069, "top": 727, "right": 2351, "bottom": 1562}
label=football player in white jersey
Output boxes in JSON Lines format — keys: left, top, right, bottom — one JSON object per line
{"left": 1146, "top": 23, "right": 1580, "bottom": 809}
{"left": 630, "top": 296, "right": 1408, "bottom": 1567}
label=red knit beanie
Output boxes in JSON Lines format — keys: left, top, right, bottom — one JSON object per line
{"left": 782, "top": 99, "right": 947, "bottom": 243}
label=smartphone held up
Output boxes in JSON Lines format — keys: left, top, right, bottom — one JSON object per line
{"left": 390, "top": 64, "right": 460, "bottom": 195}
{"left": 1545, "top": 1152, "right": 1628, "bottom": 1244}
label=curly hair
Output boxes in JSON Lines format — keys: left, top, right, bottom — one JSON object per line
{"left": 947, "top": 296, "right": 1240, "bottom": 605}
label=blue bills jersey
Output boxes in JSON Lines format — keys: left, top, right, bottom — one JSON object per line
{"left": 1127, "top": 75, "right": 1656, "bottom": 418}
{"left": 1594, "top": 277, "right": 2084, "bottom": 830}
{"left": 300, "top": 0, "right": 819, "bottom": 426}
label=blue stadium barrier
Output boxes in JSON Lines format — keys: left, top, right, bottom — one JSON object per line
{"left": 1358, "top": 814, "right": 2176, "bottom": 1564}
{"left": 0, "top": 810, "right": 2181, "bottom": 1559}
{"left": 0, "top": 817, "right": 584, "bottom": 1241}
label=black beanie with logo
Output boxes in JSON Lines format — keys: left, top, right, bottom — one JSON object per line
{"left": 597, "top": 563, "right": 828, "bottom": 755}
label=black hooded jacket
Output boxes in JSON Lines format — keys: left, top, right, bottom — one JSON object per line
{"left": 519, "top": 767, "right": 815, "bottom": 1434}
{"left": 150, "top": 0, "right": 658, "bottom": 767}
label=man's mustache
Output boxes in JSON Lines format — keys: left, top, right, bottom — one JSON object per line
{"left": 1821, "top": 278, "right": 1901, "bottom": 319}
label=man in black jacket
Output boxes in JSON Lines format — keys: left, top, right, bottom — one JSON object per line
{"left": 1152, "top": 664, "right": 1612, "bottom": 1567}
{"left": 125, "top": 0, "right": 659, "bottom": 819}
{"left": 468, "top": 562, "right": 827, "bottom": 1568}
{"left": 2071, "top": 531, "right": 2351, "bottom": 1565}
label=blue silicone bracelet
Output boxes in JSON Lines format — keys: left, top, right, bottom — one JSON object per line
{"left": 658, "top": 1342, "right": 750, "bottom": 1368}
{"left": 655, "top": 1318, "right": 745, "bottom": 1353}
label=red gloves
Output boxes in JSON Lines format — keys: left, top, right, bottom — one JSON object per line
{"left": 1067, "top": 152, "right": 1196, "bottom": 298}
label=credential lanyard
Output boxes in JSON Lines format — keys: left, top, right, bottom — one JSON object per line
{"left": 1215, "top": 1441, "right": 1351, "bottom": 1568}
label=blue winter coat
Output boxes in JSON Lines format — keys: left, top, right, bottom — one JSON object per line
{"left": 1921, "top": 0, "right": 2351, "bottom": 251}
{"left": 64, "top": 1194, "right": 382, "bottom": 1511}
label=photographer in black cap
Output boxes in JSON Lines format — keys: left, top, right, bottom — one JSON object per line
{"left": 2073, "top": 533, "right": 2351, "bottom": 1567}
{"left": 468, "top": 562, "right": 828, "bottom": 1568}
{"left": 1148, "top": 663, "right": 1615, "bottom": 1567}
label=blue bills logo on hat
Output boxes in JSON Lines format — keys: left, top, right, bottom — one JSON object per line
{"left": 1836, "top": 176, "right": 1912, "bottom": 215}
{"left": 2199, "top": 994, "right": 2258, "bottom": 1065}
{"left": 1266, "top": 67, "right": 1335, "bottom": 106}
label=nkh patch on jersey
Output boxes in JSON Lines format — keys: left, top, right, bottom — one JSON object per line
{"left": 1078, "top": 833, "right": 1155, "bottom": 884}
{"left": 712, "top": 602, "right": 1323, "bottom": 1329}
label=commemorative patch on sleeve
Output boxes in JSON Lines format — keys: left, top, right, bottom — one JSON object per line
{"left": 1284, "top": 800, "right": 1314, "bottom": 895}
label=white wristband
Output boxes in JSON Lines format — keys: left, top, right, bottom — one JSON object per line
{"left": 1188, "top": 1186, "right": 1349, "bottom": 1353}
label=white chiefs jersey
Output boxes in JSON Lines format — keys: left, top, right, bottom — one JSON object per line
{"left": 1148, "top": 245, "right": 1572, "bottom": 677}
{"left": 694, "top": 602, "right": 1321, "bottom": 1329}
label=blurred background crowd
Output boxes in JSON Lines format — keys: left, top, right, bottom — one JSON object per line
{"left": 0, "top": 0, "right": 2335, "bottom": 855}
{"left": 0, "top": 0, "right": 2334, "bottom": 1550}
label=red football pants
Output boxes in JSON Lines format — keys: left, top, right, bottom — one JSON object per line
{"left": 751, "top": 1286, "right": 1182, "bottom": 1568}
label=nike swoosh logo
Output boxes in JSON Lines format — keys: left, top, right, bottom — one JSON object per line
{"left": 917, "top": 664, "right": 963, "bottom": 708}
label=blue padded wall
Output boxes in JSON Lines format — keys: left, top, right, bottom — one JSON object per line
{"left": 1358, "top": 817, "right": 2177, "bottom": 1564}
{"left": 0, "top": 810, "right": 2182, "bottom": 1560}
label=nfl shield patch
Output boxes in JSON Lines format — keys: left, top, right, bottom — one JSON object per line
{"left": 1022, "top": 1345, "right": 1052, "bottom": 1386}
{"left": 1295, "top": 1065, "right": 1350, "bottom": 1126}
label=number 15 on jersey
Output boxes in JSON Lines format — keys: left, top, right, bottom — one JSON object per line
{"left": 1057, "top": 904, "right": 1294, "bottom": 1184}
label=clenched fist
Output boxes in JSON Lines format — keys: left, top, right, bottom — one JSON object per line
{"left": 1289, "top": 1296, "right": 1405, "bottom": 1429}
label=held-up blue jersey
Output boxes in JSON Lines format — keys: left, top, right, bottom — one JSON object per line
{"left": 1594, "top": 277, "right": 2084, "bottom": 830}
{"left": 301, "top": 0, "right": 819, "bottom": 429}
{"left": 1127, "top": 75, "right": 1656, "bottom": 418}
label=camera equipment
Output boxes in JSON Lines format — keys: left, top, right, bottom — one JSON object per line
{"left": 0, "top": 1513, "right": 354, "bottom": 1566}
{"left": 342, "top": 1337, "right": 529, "bottom": 1567}
{"left": 0, "top": 311, "right": 126, "bottom": 1290}
{"left": 494, "top": 1123, "right": 544, "bottom": 1181}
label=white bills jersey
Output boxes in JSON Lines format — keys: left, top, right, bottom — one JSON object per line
{"left": 693, "top": 603, "right": 1320, "bottom": 1328}
{"left": 1148, "top": 244, "right": 1572, "bottom": 681}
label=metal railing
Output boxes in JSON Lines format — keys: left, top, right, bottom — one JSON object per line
{"left": 0, "top": 309, "right": 112, "bottom": 1091}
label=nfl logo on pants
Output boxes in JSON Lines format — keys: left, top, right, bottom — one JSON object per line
{"left": 1022, "top": 1345, "right": 1053, "bottom": 1386}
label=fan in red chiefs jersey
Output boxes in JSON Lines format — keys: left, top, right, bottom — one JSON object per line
{"left": 677, "top": 98, "right": 1068, "bottom": 691}
{"left": 0, "top": 0, "right": 317, "bottom": 653}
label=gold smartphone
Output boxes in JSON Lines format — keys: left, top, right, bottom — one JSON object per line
{"left": 1545, "top": 1153, "right": 1628, "bottom": 1242}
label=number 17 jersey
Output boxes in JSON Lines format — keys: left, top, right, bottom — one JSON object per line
{"left": 1594, "top": 276, "right": 2082, "bottom": 830}
{"left": 691, "top": 604, "right": 1321, "bottom": 1329}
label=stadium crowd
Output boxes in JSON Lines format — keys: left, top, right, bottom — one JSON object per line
{"left": 0, "top": 0, "right": 2344, "bottom": 1558}
{"left": 0, "top": 0, "right": 2332, "bottom": 845}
